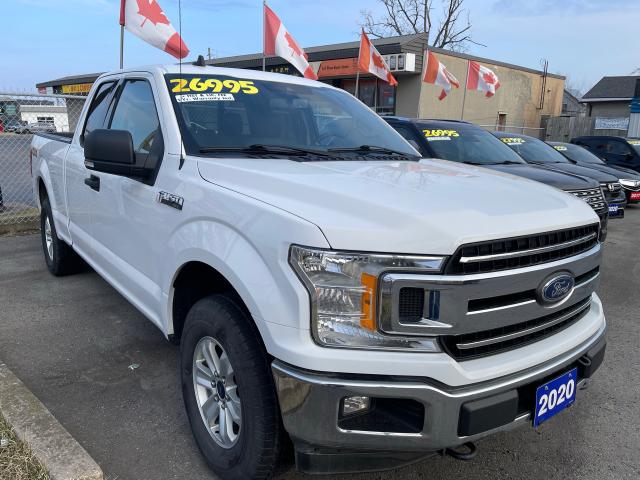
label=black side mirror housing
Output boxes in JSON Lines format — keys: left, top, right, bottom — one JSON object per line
{"left": 84, "top": 129, "right": 151, "bottom": 179}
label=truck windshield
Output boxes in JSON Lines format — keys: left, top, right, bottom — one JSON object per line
{"left": 418, "top": 124, "right": 525, "bottom": 165}
{"left": 498, "top": 135, "right": 570, "bottom": 164}
{"left": 628, "top": 139, "right": 640, "bottom": 154}
{"left": 165, "top": 74, "right": 419, "bottom": 159}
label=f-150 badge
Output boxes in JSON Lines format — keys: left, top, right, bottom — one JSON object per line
{"left": 158, "top": 191, "right": 184, "bottom": 211}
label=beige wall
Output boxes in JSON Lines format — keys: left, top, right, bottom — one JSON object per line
{"left": 395, "top": 52, "right": 564, "bottom": 130}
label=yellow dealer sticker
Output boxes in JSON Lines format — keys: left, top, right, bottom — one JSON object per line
{"left": 423, "top": 129, "right": 459, "bottom": 138}
{"left": 500, "top": 137, "right": 526, "bottom": 145}
{"left": 629, "top": 140, "right": 640, "bottom": 145}
{"left": 169, "top": 78, "right": 259, "bottom": 95}
{"left": 554, "top": 145, "right": 568, "bottom": 151}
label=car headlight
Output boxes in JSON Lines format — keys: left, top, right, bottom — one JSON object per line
{"left": 620, "top": 179, "right": 640, "bottom": 189}
{"left": 289, "top": 245, "right": 445, "bottom": 351}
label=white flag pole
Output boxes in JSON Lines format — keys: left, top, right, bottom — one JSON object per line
{"left": 119, "top": 0, "right": 126, "bottom": 69}
{"left": 460, "top": 60, "right": 470, "bottom": 120}
{"left": 416, "top": 49, "right": 428, "bottom": 118}
{"left": 262, "top": 1, "right": 267, "bottom": 72}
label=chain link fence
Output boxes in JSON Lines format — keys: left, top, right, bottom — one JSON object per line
{"left": 0, "top": 92, "right": 86, "bottom": 233}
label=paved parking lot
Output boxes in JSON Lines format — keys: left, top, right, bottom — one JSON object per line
{"left": 1, "top": 211, "right": 639, "bottom": 480}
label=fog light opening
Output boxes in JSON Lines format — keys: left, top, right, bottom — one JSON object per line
{"left": 341, "top": 396, "right": 371, "bottom": 416}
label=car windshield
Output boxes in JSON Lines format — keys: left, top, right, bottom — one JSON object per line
{"left": 627, "top": 139, "right": 640, "bottom": 154}
{"left": 417, "top": 124, "right": 525, "bottom": 165}
{"left": 498, "top": 135, "right": 570, "bottom": 164}
{"left": 554, "top": 143, "right": 605, "bottom": 164}
{"left": 165, "top": 74, "right": 419, "bottom": 159}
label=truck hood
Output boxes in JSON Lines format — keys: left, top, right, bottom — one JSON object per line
{"left": 485, "top": 164, "right": 599, "bottom": 190}
{"left": 197, "top": 157, "right": 599, "bottom": 255}
{"left": 532, "top": 163, "right": 618, "bottom": 183}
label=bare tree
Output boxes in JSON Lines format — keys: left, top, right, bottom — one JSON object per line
{"left": 360, "top": 0, "right": 480, "bottom": 51}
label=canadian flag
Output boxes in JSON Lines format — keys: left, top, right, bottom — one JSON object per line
{"left": 263, "top": 4, "right": 317, "bottom": 80}
{"left": 120, "top": 0, "right": 189, "bottom": 60}
{"left": 423, "top": 50, "right": 460, "bottom": 100}
{"left": 357, "top": 30, "right": 398, "bottom": 86}
{"left": 467, "top": 61, "right": 500, "bottom": 98}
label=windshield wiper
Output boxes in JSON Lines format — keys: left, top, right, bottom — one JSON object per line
{"left": 327, "top": 145, "right": 419, "bottom": 158}
{"left": 199, "top": 144, "right": 330, "bottom": 157}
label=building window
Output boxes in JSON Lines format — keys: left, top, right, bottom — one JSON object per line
{"left": 496, "top": 113, "right": 507, "bottom": 131}
{"left": 37, "top": 116, "right": 55, "bottom": 125}
{"left": 340, "top": 78, "right": 396, "bottom": 115}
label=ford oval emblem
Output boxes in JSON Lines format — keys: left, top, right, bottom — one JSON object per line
{"left": 539, "top": 274, "right": 575, "bottom": 304}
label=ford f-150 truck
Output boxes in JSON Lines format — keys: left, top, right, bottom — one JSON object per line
{"left": 31, "top": 65, "right": 607, "bottom": 479}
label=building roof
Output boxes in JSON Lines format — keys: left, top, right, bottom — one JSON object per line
{"left": 36, "top": 73, "right": 104, "bottom": 89}
{"left": 582, "top": 76, "right": 640, "bottom": 102}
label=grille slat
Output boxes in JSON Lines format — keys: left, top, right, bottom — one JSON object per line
{"left": 440, "top": 297, "right": 592, "bottom": 361}
{"left": 445, "top": 224, "right": 600, "bottom": 275}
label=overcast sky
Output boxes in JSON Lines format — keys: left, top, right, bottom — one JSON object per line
{"left": 3, "top": 0, "right": 639, "bottom": 93}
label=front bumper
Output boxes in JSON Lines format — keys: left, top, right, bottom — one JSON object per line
{"left": 272, "top": 326, "right": 606, "bottom": 474}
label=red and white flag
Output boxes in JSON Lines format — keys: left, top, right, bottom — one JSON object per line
{"left": 423, "top": 50, "right": 460, "bottom": 100}
{"left": 263, "top": 4, "right": 317, "bottom": 80}
{"left": 357, "top": 30, "right": 398, "bottom": 86}
{"left": 467, "top": 61, "right": 500, "bottom": 98}
{"left": 120, "top": 0, "right": 189, "bottom": 60}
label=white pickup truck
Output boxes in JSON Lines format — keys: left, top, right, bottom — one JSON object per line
{"left": 31, "top": 65, "right": 607, "bottom": 479}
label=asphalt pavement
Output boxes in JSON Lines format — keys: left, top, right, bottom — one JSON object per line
{"left": 0, "top": 211, "right": 639, "bottom": 480}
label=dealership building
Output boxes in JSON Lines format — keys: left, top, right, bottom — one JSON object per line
{"left": 36, "top": 33, "right": 564, "bottom": 131}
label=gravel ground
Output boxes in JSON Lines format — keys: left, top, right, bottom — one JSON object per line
{"left": 0, "top": 209, "right": 638, "bottom": 480}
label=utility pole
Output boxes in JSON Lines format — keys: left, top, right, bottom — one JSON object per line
{"left": 207, "top": 48, "right": 212, "bottom": 61}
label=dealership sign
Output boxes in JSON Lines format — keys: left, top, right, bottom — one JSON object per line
{"left": 595, "top": 117, "right": 629, "bottom": 130}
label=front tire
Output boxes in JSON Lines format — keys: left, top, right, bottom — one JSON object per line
{"left": 180, "top": 295, "right": 283, "bottom": 480}
{"left": 40, "top": 198, "right": 80, "bottom": 276}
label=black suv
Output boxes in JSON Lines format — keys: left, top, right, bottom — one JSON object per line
{"left": 383, "top": 117, "right": 609, "bottom": 232}
{"left": 549, "top": 141, "right": 640, "bottom": 205}
{"left": 572, "top": 136, "right": 640, "bottom": 173}
{"left": 492, "top": 132, "right": 627, "bottom": 219}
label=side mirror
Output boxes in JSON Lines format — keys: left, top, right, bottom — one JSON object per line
{"left": 84, "top": 129, "right": 150, "bottom": 179}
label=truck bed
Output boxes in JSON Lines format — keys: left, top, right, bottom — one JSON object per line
{"left": 34, "top": 131, "right": 74, "bottom": 144}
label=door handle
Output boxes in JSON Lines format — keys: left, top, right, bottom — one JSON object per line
{"left": 84, "top": 175, "right": 100, "bottom": 192}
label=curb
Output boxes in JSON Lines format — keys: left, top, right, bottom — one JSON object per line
{"left": 0, "top": 362, "right": 103, "bottom": 480}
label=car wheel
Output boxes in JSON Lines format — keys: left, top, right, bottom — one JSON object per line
{"left": 180, "top": 294, "right": 284, "bottom": 480}
{"left": 40, "top": 198, "right": 81, "bottom": 276}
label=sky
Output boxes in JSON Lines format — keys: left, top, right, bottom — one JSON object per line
{"left": 2, "top": 0, "right": 640, "bottom": 93}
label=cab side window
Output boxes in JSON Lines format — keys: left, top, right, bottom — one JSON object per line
{"left": 82, "top": 81, "right": 116, "bottom": 141}
{"left": 109, "top": 79, "right": 160, "bottom": 154}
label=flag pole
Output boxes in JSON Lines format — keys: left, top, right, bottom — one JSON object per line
{"left": 262, "top": 1, "right": 266, "bottom": 72}
{"left": 119, "top": 0, "right": 126, "bottom": 69}
{"left": 355, "top": 71, "right": 360, "bottom": 100}
{"left": 416, "top": 49, "right": 427, "bottom": 118}
{"left": 460, "top": 60, "right": 470, "bottom": 120}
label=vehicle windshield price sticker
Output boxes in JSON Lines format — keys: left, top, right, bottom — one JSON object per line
{"left": 534, "top": 367, "right": 577, "bottom": 427}
{"left": 176, "top": 93, "right": 235, "bottom": 103}
{"left": 500, "top": 137, "right": 526, "bottom": 146}
{"left": 169, "top": 77, "right": 260, "bottom": 96}
{"left": 554, "top": 145, "right": 567, "bottom": 151}
{"left": 629, "top": 140, "right": 640, "bottom": 145}
{"left": 424, "top": 129, "right": 459, "bottom": 141}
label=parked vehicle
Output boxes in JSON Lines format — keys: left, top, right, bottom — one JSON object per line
{"left": 572, "top": 136, "right": 640, "bottom": 173}
{"left": 31, "top": 65, "right": 607, "bottom": 478}
{"left": 494, "top": 132, "right": 627, "bottom": 219}
{"left": 3, "top": 119, "right": 29, "bottom": 133}
{"left": 24, "top": 122, "right": 56, "bottom": 134}
{"left": 385, "top": 117, "right": 611, "bottom": 227}
{"left": 549, "top": 141, "right": 640, "bottom": 204}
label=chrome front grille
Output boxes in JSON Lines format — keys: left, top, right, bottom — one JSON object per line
{"left": 440, "top": 296, "right": 592, "bottom": 360}
{"left": 569, "top": 188, "right": 607, "bottom": 211}
{"left": 379, "top": 241, "right": 601, "bottom": 360}
{"left": 445, "top": 224, "right": 600, "bottom": 275}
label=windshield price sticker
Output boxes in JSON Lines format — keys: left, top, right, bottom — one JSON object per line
{"left": 501, "top": 137, "right": 526, "bottom": 146}
{"left": 629, "top": 140, "right": 640, "bottom": 145}
{"left": 169, "top": 78, "right": 260, "bottom": 95}
{"left": 176, "top": 93, "right": 234, "bottom": 103}
{"left": 554, "top": 145, "right": 567, "bottom": 151}
{"left": 424, "top": 129, "right": 459, "bottom": 141}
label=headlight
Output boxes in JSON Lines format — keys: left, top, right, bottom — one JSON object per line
{"left": 289, "top": 245, "right": 445, "bottom": 351}
{"left": 620, "top": 179, "right": 640, "bottom": 189}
